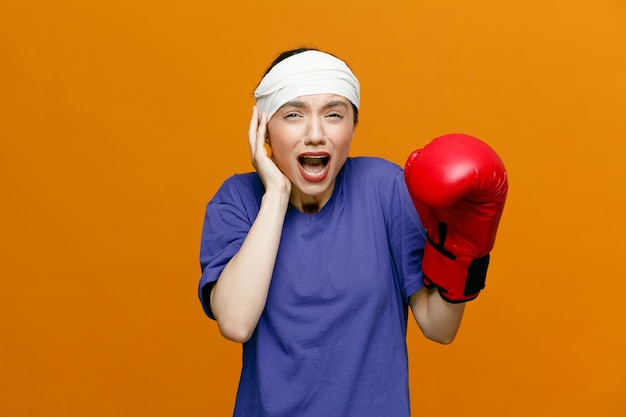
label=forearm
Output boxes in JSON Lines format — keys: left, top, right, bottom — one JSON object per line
{"left": 210, "top": 189, "right": 289, "bottom": 342}
{"left": 410, "top": 287, "right": 465, "bottom": 344}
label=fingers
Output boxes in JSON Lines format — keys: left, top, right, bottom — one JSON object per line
{"left": 248, "top": 106, "right": 268, "bottom": 161}
{"left": 257, "top": 111, "right": 268, "bottom": 154}
{"left": 246, "top": 107, "right": 291, "bottom": 195}
{"left": 248, "top": 106, "right": 259, "bottom": 157}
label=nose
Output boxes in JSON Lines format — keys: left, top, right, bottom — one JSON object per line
{"left": 304, "top": 116, "right": 326, "bottom": 145}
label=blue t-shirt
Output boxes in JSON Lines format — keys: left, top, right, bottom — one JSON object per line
{"left": 199, "top": 157, "right": 426, "bottom": 417}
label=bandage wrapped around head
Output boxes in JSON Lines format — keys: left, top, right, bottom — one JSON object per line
{"left": 254, "top": 50, "right": 361, "bottom": 120}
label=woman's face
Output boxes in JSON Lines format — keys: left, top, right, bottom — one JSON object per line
{"left": 266, "top": 93, "right": 356, "bottom": 212}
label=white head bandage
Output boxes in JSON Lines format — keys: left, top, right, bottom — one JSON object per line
{"left": 254, "top": 50, "right": 360, "bottom": 120}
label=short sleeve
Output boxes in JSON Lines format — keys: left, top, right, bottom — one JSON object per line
{"left": 197, "top": 173, "right": 263, "bottom": 319}
{"left": 388, "top": 169, "right": 427, "bottom": 302}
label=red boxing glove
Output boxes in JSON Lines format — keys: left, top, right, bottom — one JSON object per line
{"left": 404, "top": 134, "right": 508, "bottom": 303}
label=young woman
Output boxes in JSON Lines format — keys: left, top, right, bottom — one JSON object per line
{"left": 198, "top": 48, "right": 466, "bottom": 417}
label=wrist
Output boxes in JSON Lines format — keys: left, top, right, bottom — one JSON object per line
{"left": 422, "top": 238, "right": 489, "bottom": 303}
{"left": 261, "top": 187, "right": 291, "bottom": 210}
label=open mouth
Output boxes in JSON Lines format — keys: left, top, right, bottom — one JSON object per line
{"left": 298, "top": 153, "right": 330, "bottom": 182}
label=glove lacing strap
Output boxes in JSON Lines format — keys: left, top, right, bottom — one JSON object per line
{"left": 423, "top": 221, "right": 490, "bottom": 303}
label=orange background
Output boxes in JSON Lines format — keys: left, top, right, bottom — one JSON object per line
{"left": 2, "top": 0, "right": 625, "bottom": 416}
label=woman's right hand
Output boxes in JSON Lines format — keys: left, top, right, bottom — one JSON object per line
{"left": 213, "top": 106, "right": 292, "bottom": 343}
{"left": 248, "top": 106, "right": 292, "bottom": 196}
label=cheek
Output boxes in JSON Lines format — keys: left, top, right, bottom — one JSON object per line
{"left": 266, "top": 137, "right": 293, "bottom": 169}
{"left": 334, "top": 129, "right": 355, "bottom": 154}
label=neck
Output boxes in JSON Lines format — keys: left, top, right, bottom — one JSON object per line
{"left": 301, "top": 203, "right": 321, "bottom": 214}
{"left": 290, "top": 183, "right": 335, "bottom": 214}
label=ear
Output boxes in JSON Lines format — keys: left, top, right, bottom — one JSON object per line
{"left": 264, "top": 133, "right": 272, "bottom": 150}
{"left": 264, "top": 140, "right": 273, "bottom": 159}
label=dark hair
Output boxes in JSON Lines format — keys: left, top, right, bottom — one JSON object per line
{"left": 260, "top": 47, "right": 359, "bottom": 125}
{"left": 262, "top": 47, "right": 319, "bottom": 77}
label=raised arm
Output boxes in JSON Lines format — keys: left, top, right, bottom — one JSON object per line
{"left": 404, "top": 133, "right": 508, "bottom": 343}
{"left": 410, "top": 288, "right": 465, "bottom": 344}
{"left": 210, "top": 107, "right": 291, "bottom": 343}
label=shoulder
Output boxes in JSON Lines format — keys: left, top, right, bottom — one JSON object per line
{"left": 348, "top": 156, "right": 402, "bottom": 170}
{"left": 343, "top": 156, "right": 403, "bottom": 183}
{"left": 217, "top": 172, "right": 262, "bottom": 194}
{"left": 211, "top": 172, "right": 264, "bottom": 206}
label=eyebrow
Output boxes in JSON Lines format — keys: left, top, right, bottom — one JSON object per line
{"left": 280, "top": 100, "right": 350, "bottom": 109}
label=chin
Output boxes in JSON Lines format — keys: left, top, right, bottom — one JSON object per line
{"left": 292, "top": 177, "right": 334, "bottom": 200}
